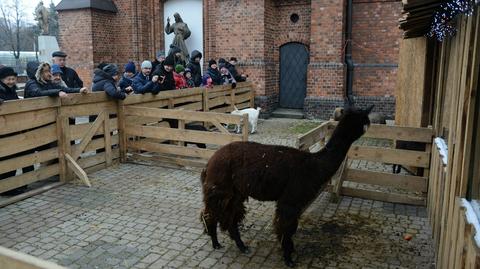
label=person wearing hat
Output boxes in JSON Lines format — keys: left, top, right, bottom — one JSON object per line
{"left": 173, "top": 64, "right": 187, "bottom": 89}
{"left": 24, "top": 62, "right": 88, "bottom": 98}
{"left": 132, "top": 60, "right": 160, "bottom": 94}
{"left": 219, "top": 62, "right": 237, "bottom": 88}
{"left": 0, "top": 66, "right": 19, "bottom": 104}
{"left": 51, "top": 64, "right": 68, "bottom": 88}
{"left": 152, "top": 54, "right": 176, "bottom": 91}
{"left": 51, "top": 51, "right": 84, "bottom": 88}
{"left": 92, "top": 64, "right": 131, "bottom": 100}
{"left": 0, "top": 66, "right": 35, "bottom": 195}
{"left": 152, "top": 51, "right": 165, "bottom": 73}
{"left": 206, "top": 59, "right": 223, "bottom": 85}
{"left": 118, "top": 61, "right": 137, "bottom": 93}
{"left": 187, "top": 50, "right": 203, "bottom": 87}
{"left": 184, "top": 68, "right": 195, "bottom": 88}
{"left": 228, "top": 57, "right": 247, "bottom": 82}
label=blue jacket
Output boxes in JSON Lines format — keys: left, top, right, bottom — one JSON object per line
{"left": 119, "top": 74, "right": 135, "bottom": 91}
{"left": 92, "top": 69, "right": 126, "bottom": 100}
{"left": 132, "top": 72, "right": 160, "bottom": 94}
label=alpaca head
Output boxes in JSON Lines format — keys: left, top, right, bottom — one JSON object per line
{"left": 335, "top": 104, "right": 374, "bottom": 142}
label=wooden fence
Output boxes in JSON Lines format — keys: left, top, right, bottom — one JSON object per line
{"left": 0, "top": 82, "right": 254, "bottom": 202}
{"left": 297, "top": 120, "right": 433, "bottom": 205}
{"left": 0, "top": 246, "right": 66, "bottom": 269}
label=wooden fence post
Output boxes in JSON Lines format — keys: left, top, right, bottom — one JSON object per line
{"left": 117, "top": 101, "right": 127, "bottom": 163}
{"left": 242, "top": 114, "right": 249, "bottom": 141}
{"left": 249, "top": 86, "right": 255, "bottom": 108}
{"left": 230, "top": 87, "right": 236, "bottom": 111}
{"left": 56, "top": 109, "right": 70, "bottom": 182}
{"left": 203, "top": 88, "right": 209, "bottom": 112}
{"left": 103, "top": 112, "right": 112, "bottom": 166}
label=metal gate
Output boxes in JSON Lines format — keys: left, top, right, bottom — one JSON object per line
{"left": 279, "top": 43, "right": 309, "bottom": 108}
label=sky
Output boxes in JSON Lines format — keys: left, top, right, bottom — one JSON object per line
{"left": 20, "top": 0, "right": 62, "bottom": 23}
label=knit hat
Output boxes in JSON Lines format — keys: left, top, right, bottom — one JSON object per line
{"left": 141, "top": 60, "right": 152, "bottom": 69}
{"left": 163, "top": 54, "right": 175, "bottom": 66}
{"left": 218, "top": 63, "right": 227, "bottom": 71}
{"left": 124, "top": 61, "right": 136, "bottom": 73}
{"left": 184, "top": 68, "right": 192, "bottom": 74}
{"left": 175, "top": 64, "right": 185, "bottom": 73}
{"left": 156, "top": 51, "right": 165, "bottom": 58}
{"left": 52, "top": 51, "right": 67, "bottom": 58}
{"left": 0, "top": 66, "right": 17, "bottom": 80}
{"left": 51, "top": 64, "right": 63, "bottom": 75}
{"left": 208, "top": 59, "right": 217, "bottom": 67}
{"left": 218, "top": 58, "right": 227, "bottom": 64}
{"left": 97, "top": 62, "right": 108, "bottom": 70}
{"left": 230, "top": 57, "right": 238, "bottom": 62}
{"left": 103, "top": 64, "right": 119, "bottom": 77}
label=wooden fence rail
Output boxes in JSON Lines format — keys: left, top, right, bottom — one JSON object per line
{"left": 297, "top": 121, "right": 433, "bottom": 205}
{"left": 0, "top": 82, "right": 254, "bottom": 198}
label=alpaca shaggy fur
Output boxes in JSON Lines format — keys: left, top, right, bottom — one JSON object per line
{"left": 200, "top": 104, "right": 373, "bottom": 267}
{"left": 230, "top": 106, "right": 261, "bottom": 134}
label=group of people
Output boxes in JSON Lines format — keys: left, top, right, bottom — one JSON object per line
{"left": 0, "top": 48, "right": 247, "bottom": 195}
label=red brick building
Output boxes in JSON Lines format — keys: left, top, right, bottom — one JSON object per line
{"left": 56, "top": 0, "right": 402, "bottom": 119}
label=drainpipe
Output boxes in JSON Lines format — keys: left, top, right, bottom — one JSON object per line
{"left": 345, "top": 0, "right": 354, "bottom": 105}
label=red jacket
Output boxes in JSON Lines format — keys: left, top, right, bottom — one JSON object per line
{"left": 174, "top": 72, "right": 187, "bottom": 89}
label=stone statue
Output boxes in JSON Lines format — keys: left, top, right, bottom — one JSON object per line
{"left": 35, "top": 1, "right": 49, "bottom": 35}
{"left": 165, "top": 13, "right": 191, "bottom": 63}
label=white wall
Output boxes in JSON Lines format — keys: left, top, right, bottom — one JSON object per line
{"left": 164, "top": 0, "right": 203, "bottom": 67}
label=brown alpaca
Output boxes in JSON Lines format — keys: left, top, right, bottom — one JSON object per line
{"left": 200, "top": 104, "right": 373, "bottom": 267}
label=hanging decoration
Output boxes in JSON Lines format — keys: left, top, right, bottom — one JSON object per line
{"left": 427, "top": 0, "right": 477, "bottom": 41}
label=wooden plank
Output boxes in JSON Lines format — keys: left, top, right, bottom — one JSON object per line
{"left": 0, "top": 97, "right": 59, "bottom": 116}
{"left": 364, "top": 124, "right": 433, "bottom": 142}
{"left": 72, "top": 112, "right": 105, "bottom": 160}
{"left": 332, "top": 158, "right": 347, "bottom": 201}
{"left": 61, "top": 102, "right": 117, "bottom": 117}
{"left": 77, "top": 149, "right": 120, "bottom": 169}
{"left": 242, "top": 114, "right": 249, "bottom": 141}
{"left": 0, "top": 108, "right": 57, "bottom": 135}
{"left": 130, "top": 99, "right": 169, "bottom": 108}
{"left": 297, "top": 121, "right": 332, "bottom": 151}
{"left": 174, "top": 102, "right": 203, "bottom": 111}
{"left": 229, "top": 92, "right": 251, "bottom": 104}
{"left": 117, "top": 102, "right": 127, "bottom": 163}
{"left": 65, "top": 153, "right": 91, "bottom": 187}
{"left": 122, "top": 88, "right": 204, "bottom": 105}
{"left": 173, "top": 94, "right": 202, "bottom": 104}
{"left": 236, "top": 102, "right": 250, "bottom": 110}
{"left": 103, "top": 112, "right": 113, "bottom": 166}
{"left": 60, "top": 92, "right": 111, "bottom": 105}
{"left": 126, "top": 124, "right": 243, "bottom": 146}
{"left": 211, "top": 120, "right": 229, "bottom": 134}
{"left": 0, "top": 164, "right": 59, "bottom": 193}
{"left": 0, "top": 182, "right": 65, "bottom": 209}
{"left": 129, "top": 153, "right": 207, "bottom": 168}
{"left": 345, "top": 168, "right": 428, "bottom": 192}
{"left": 340, "top": 187, "right": 426, "bottom": 206}
{"left": 0, "top": 124, "right": 57, "bottom": 159}
{"left": 208, "top": 96, "right": 229, "bottom": 108}
{"left": 0, "top": 148, "right": 58, "bottom": 175}
{"left": 69, "top": 118, "right": 117, "bottom": 140}
{"left": 128, "top": 140, "right": 216, "bottom": 159}
{"left": 56, "top": 114, "right": 69, "bottom": 182}
{"left": 0, "top": 245, "right": 67, "bottom": 269}
{"left": 72, "top": 135, "right": 119, "bottom": 154}
{"left": 348, "top": 145, "right": 430, "bottom": 168}
{"left": 124, "top": 106, "right": 243, "bottom": 124}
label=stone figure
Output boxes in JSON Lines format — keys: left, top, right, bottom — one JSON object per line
{"left": 165, "top": 13, "right": 191, "bottom": 63}
{"left": 35, "top": 1, "right": 49, "bottom": 35}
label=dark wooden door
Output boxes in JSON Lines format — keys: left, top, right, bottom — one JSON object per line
{"left": 279, "top": 43, "right": 309, "bottom": 108}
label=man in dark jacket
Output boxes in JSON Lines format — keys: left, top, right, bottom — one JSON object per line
{"left": 0, "top": 66, "right": 34, "bottom": 195}
{"left": 132, "top": 61, "right": 160, "bottom": 94}
{"left": 24, "top": 62, "right": 87, "bottom": 98}
{"left": 206, "top": 59, "right": 223, "bottom": 85}
{"left": 228, "top": 57, "right": 247, "bottom": 82}
{"left": 186, "top": 50, "right": 202, "bottom": 87}
{"left": 152, "top": 51, "right": 165, "bottom": 73}
{"left": 118, "top": 61, "right": 136, "bottom": 92}
{"left": 152, "top": 54, "right": 176, "bottom": 91}
{"left": 92, "top": 64, "right": 131, "bottom": 100}
{"left": 52, "top": 51, "right": 84, "bottom": 88}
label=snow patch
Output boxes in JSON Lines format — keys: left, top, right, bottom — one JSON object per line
{"left": 434, "top": 137, "right": 448, "bottom": 165}
{"left": 461, "top": 198, "right": 480, "bottom": 248}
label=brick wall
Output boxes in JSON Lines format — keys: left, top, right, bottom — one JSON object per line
{"left": 58, "top": 0, "right": 402, "bottom": 119}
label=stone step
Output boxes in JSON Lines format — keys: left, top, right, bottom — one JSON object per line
{"left": 271, "top": 108, "right": 304, "bottom": 119}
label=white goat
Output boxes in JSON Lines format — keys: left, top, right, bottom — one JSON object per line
{"left": 230, "top": 106, "right": 261, "bottom": 134}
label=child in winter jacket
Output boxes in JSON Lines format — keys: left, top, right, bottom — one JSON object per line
{"left": 173, "top": 64, "right": 188, "bottom": 89}
{"left": 184, "top": 68, "right": 195, "bottom": 88}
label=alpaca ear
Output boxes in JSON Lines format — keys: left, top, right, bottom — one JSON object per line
{"left": 365, "top": 105, "right": 374, "bottom": 114}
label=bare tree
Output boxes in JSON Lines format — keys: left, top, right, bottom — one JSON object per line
{"left": 0, "top": 0, "right": 24, "bottom": 63}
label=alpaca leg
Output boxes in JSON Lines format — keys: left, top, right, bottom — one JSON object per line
{"left": 201, "top": 210, "right": 222, "bottom": 249}
{"left": 226, "top": 199, "right": 249, "bottom": 253}
{"left": 274, "top": 205, "right": 301, "bottom": 267}
{"left": 228, "top": 224, "right": 249, "bottom": 253}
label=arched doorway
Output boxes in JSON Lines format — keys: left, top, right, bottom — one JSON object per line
{"left": 279, "top": 43, "right": 309, "bottom": 109}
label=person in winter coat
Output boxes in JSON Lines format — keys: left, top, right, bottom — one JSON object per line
{"left": 168, "top": 45, "right": 186, "bottom": 67}
{"left": 173, "top": 64, "right": 187, "bottom": 89}
{"left": 132, "top": 61, "right": 160, "bottom": 94}
{"left": 202, "top": 74, "right": 213, "bottom": 88}
{"left": 152, "top": 51, "right": 165, "bottom": 73}
{"left": 24, "top": 62, "right": 88, "bottom": 98}
{"left": 0, "top": 66, "right": 34, "bottom": 195}
{"left": 119, "top": 61, "right": 137, "bottom": 92}
{"left": 51, "top": 64, "right": 68, "bottom": 88}
{"left": 152, "top": 54, "right": 176, "bottom": 91}
{"left": 92, "top": 64, "right": 132, "bottom": 100}
{"left": 51, "top": 51, "right": 84, "bottom": 88}
{"left": 206, "top": 59, "right": 223, "bottom": 85}
{"left": 228, "top": 57, "right": 247, "bottom": 82}
{"left": 186, "top": 50, "right": 202, "bottom": 87}
{"left": 219, "top": 63, "right": 237, "bottom": 88}
{"left": 184, "top": 68, "right": 195, "bottom": 88}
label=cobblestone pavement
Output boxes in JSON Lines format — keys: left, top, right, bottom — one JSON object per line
{"left": 0, "top": 118, "right": 435, "bottom": 268}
